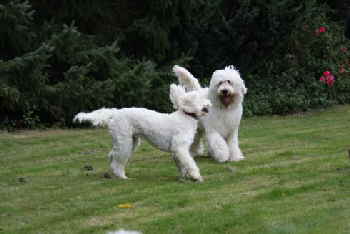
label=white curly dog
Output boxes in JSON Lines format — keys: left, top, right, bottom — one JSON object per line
{"left": 173, "top": 65, "right": 247, "bottom": 163}
{"left": 74, "top": 84, "right": 211, "bottom": 182}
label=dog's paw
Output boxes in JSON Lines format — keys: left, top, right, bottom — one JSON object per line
{"left": 185, "top": 169, "right": 203, "bottom": 182}
{"left": 228, "top": 154, "right": 245, "bottom": 162}
{"left": 184, "top": 175, "right": 203, "bottom": 183}
{"left": 112, "top": 172, "right": 129, "bottom": 179}
{"left": 213, "top": 157, "right": 229, "bottom": 163}
{"left": 193, "top": 175, "right": 204, "bottom": 182}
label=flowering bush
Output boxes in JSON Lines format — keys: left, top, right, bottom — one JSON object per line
{"left": 2, "top": 0, "right": 350, "bottom": 127}
{"left": 243, "top": 1, "right": 350, "bottom": 116}
{"left": 284, "top": 3, "right": 350, "bottom": 105}
{"left": 320, "top": 71, "right": 335, "bottom": 87}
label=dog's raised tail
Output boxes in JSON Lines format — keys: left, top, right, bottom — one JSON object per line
{"left": 73, "top": 108, "right": 118, "bottom": 127}
{"left": 172, "top": 65, "right": 201, "bottom": 91}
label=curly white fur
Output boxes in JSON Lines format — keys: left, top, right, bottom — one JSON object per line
{"left": 173, "top": 65, "right": 247, "bottom": 162}
{"left": 74, "top": 84, "right": 211, "bottom": 181}
{"left": 74, "top": 108, "right": 118, "bottom": 127}
{"left": 173, "top": 65, "right": 201, "bottom": 91}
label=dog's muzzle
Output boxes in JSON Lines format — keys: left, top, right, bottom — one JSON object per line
{"left": 219, "top": 92, "right": 234, "bottom": 107}
{"left": 221, "top": 89, "right": 229, "bottom": 96}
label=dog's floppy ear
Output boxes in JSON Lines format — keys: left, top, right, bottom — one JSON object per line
{"left": 169, "top": 84, "right": 186, "bottom": 109}
{"left": 173, "top": 65, "right": 202, "bottom": 91}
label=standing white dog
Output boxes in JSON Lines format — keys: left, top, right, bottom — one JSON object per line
{"left": 173, "top": 65, "right": 247, "bottom": 162}
{"left": 74, "top": 84, "right": 211, "bottom": 182}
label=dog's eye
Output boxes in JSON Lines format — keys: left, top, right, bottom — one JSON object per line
{"left": 227, "top": 80, "right": 231, "bottom": 84}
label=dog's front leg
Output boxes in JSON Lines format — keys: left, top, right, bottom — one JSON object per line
{"left": 206, "top": 130, "right": 230, "bottom": 162}
{"left": 227, "top": 128, "right": 244, "bottom": 161}
{"left": 172, "top": 146, "right": 203, "bottom": 182}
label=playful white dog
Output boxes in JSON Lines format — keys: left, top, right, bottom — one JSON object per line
{"left": 173, "top": 65, "right": 247, "bottom": 162}
{"left": 74, "top": 84, "right": 211, "bottom": 182}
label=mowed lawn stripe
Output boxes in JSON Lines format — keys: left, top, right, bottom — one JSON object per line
{"left": 1, "top": 105, "right": 350, "bottom": 233}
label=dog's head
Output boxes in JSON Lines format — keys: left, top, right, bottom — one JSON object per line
{"left": 209, "top": 65, "right": 247, "bottom": 108}
{"left": 170, "top": 84, "right": 211, "bottom": 119}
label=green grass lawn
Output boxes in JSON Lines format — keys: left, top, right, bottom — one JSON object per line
{"left": 1, "top": 105, "right": 350, "bottom": 234}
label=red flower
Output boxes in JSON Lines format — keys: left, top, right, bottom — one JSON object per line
{"left": 320, "top": 71, "right": 335, "bottom": 87}
{"left": 339, "top": 65, "right": 346, "bottom": 73}
{"left": 319, "top": 26, "right": 326, "bottom": 33}
{"left": 326, "top": 75, "right": 335, "bottom": 87}
{"left": 323, "top": 71, "right": 331, "bottom": 76}
{"left": 315, "top": 26, "right": 327, "bottom": 36}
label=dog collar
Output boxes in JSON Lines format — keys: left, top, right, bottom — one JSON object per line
{"left": 183, "top": 111, "right": 198, "bottom": 120}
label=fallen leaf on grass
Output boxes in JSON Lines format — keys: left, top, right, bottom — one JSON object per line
{"left": 118, "top": 203, "right": 134, "bottom": 208}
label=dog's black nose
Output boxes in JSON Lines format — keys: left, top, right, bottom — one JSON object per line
{"left": 202, "top": 107, "right": 209, "bottom": 113}
{"left": 221, "top": 89, "right": 228, "bottom": 95}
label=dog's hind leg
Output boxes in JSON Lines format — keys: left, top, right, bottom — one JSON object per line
{"left": 109, "top": 141, "right": 132, "bottom": 179}
{"left": 206, "top": 131, "right": 230, "bottom": 162}
{"left": 108, "top": 124, "right": 134, "bottom": 179}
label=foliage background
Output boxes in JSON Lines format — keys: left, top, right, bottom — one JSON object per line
{"left": 1, "top": 0, "right": 350, "bottom": 128}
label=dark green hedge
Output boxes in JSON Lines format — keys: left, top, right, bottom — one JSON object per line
{"left": 1, "top": 0, "right": 350, "bottom": 128}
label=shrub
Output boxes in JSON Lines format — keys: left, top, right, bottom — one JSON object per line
{"left": 0, "top": 43, "right": 53, "bottom": 128}
{"left": 0, "top": 22, "right": 167, "bottom": 128}
{"left": 1, "top": 0, "right": 350, "bottom": 128}
{"left": 242, "top": 0, "right": 350, "bottom": 115}
{"left": 0, "top": 0, "right": 36, "bottom": 59}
